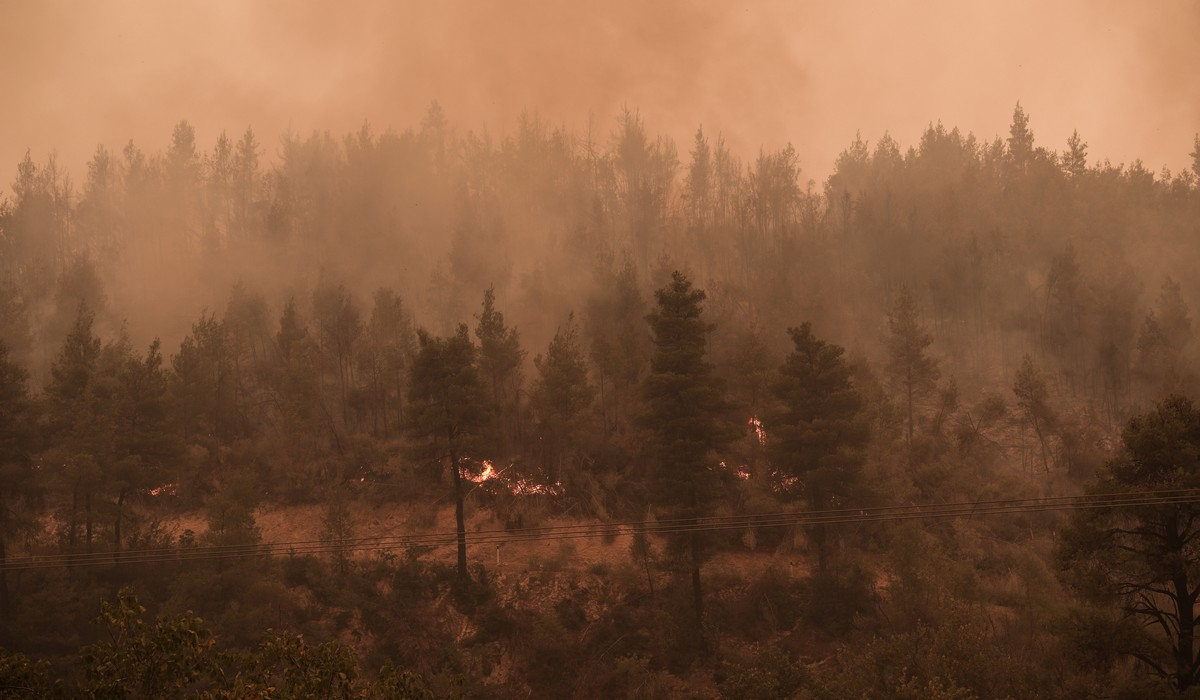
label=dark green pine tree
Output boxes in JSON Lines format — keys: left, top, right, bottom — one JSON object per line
{"left": 109, "top": 339, "right": 179, "bottom": 557}
{"left": 640, "top": 271, "right": 735, "bottom": 650}
{"left": 587, "top": 256, "right": 650, "bottom": 437}
{"left": 47, "top": 304, "right": 102, "bottom": 414}
{"left": 767, "top": 323, "right": 869, "bottom": 571}
{"left": 529, "top": 314, "right": 593, "bottom": 481}
{"left": 312, "top": 281, "right": 363, "bottom": 428}
{"left": 1058, "top": 395, "right": 1200, "bottom": 693}
{"left": 886, "top": 288, "right": 940, "bottom": 449}
{"left": 475, "top": 287, "right": 525, "bottom": 454}
{"left": 44, "top": 304, "right": 104, "bottom": 553}
{"left": 1006, "top": 101, "right": 1035, "bottom": 168}
{"left": 358, "top": 288, "right": 416, "bottom": 438}
{"left": 170, "top": 311, "right": 235, "bottom": 451}
{"left": 407, "top": 325, "right": 487, "bottom": 582}
{"left": 0, "top": 340, "right": 39, "bottom": 616}
{"left": 270, "top": 298, "right": 331, "bottom": 470}
{"left": 1063, "top": 129, "right": 1088, "bottom": 179}
{"left": 1190, "top": 133, "right": 1200, "bottom": 179}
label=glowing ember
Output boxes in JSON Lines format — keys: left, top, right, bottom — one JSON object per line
{"left": 769, "top": 470, "right": 800, "bottom": 494}
{"left": 748, "top": 416, "right": 767, "bottom": 445}
{"left": 713, "top": 462, "right": 751, "bottom": 480}
{"left": 511, "top": 478, "right": 563, "bottom": 496}
{"left": 148, "top": 483, "right": 177, "bottom": 497}
{"left": 462, "top": 458, "right": 561, "bottom": 496}
{"left": 465, "top": 459, "right": 498, "bottom": 484}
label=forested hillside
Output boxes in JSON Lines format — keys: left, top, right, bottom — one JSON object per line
{"left": 2, "top": 104, "right": 1200, "bottom": 697}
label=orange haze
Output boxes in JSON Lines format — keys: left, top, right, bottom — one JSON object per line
{"left": 1, "top": 0, "right": 1198, "bottom": 184}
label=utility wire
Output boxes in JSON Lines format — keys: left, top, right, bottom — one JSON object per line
{"left": 7, "top": 491, "right": 1197, "bottom": 570}
{"left": 22, "top": 488, "right": 1200, "bottom": 562}
{"left": 4, "top": 489, "right": 1199, "bottom": 573}
{"left": 6, "top": 492, "right": 1197, "bottom": 570}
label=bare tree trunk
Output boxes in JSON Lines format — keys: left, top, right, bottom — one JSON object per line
{"left": 451, "top": 449, "right": 468, "bottom": 582}
{"left": 395, "top": 372, "right": 405, "bottom": 427}
{"left": 597, "top": 372, "right": 609, "bottom": 437}
{"left": 113, "top": 489, "right": 126, "bottom": 562}
{"left": 1173, "top": 571, "right": 1196, "bottom": 691}
{"left": 906, "top": 375, "right": 915, "bottom": 446}
{"left": 689, "top": 527, "right": 707, "bottom": 655}
{"left": 1170, "top": 513, "right": 1197, "bottom": 692}
{"left": 813, "top": 523, "right": 829, "bottom": 572}
{"left": 1032, "top": 417, "right": 1050, "bottom": 472}
{"left": 85, "top": 490, "right": 93, "bottom": 553}
{"left": 69, "top": 481, "right": 79, "bottom": 552}
{"left": 0, "top": 532, "right": 9, "bottom": 618}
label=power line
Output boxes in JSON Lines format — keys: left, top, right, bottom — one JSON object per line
{"left": 7, "top": 491, "right": 1198, "bottom": 570}
{"left": 28, "top": 488, "right": 1200, "bottom": 562}
{"left": 4, "top": 489, "right": 1199, "bottom": 573}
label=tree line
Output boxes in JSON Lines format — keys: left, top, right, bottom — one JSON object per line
{"left": 3, "top": 104, "right": 1200, "bottom": 696}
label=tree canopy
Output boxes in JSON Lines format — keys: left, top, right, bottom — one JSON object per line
{"left": 1059, "top": 395, "right": 1200, "bottom": 692}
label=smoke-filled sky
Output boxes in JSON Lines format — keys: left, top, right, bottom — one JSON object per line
{"left": 2, "top": 0, "right": 1198, "bottom": 185}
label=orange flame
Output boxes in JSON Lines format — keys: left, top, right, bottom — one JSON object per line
{"left": 463, "top": 458, "right": 561, "bottom": 495}
{"left": 769, "top": 470, "right": 800, "bottom": 494}
{"left": 465, "top": 459, "right": 497, "bottom": 484}
{"left": 715, "top": 461, "right": 752, "bottom": 480}
{"left": 748, "top": 416, "right": 766, "bottom": 445}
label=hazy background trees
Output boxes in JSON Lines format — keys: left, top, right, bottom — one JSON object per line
{"left": 3, "top": 103, "right": 1200, "bottom": 696}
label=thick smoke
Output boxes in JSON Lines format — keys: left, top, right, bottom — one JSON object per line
{"left": 1, "top": 0, "right": 1197, "bottom": 183}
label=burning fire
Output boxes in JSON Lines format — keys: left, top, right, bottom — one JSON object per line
{"left": 715, "top": 461, "right": 752, "bottom": 480}
{"left": 769, "top": 470, "right": 800, "bottom": 495}
{"left": 748, "top": 416, "right": 766, "bottom": 445}
{"left": 510, "top": 478, "right": 563, "bottom": 496}
{"left": 466, "top": 459, "right": 498, "bottom": 484}
{"left": 148, "top": 483, "right": 177, "bottom": 497}
{"left": 464, "top": 458, "right": 562, "bottom": 496}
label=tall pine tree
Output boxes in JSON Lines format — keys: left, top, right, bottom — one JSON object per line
{"left": 767, "top": 323, "right": 869, "bottom": 570}
{"left": 640, "top": 271, "right": 734, "bottom": 650}
{"left": 529, "top": 314, "right": 593, "bottom": 481}
{"left": 0, "top": 340, "right": 38, "bottom": 614}
{"left": 45, "top": 304, "right": 104, "bottom": 552}
{"left": 407, "top": 325, "right": 487, "bottom": 582}
{"left": 475, "top": 287, "right": 525, "bottom": 455}
{"left": 886, "top": 288, "right": 940, "bottom": 449}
